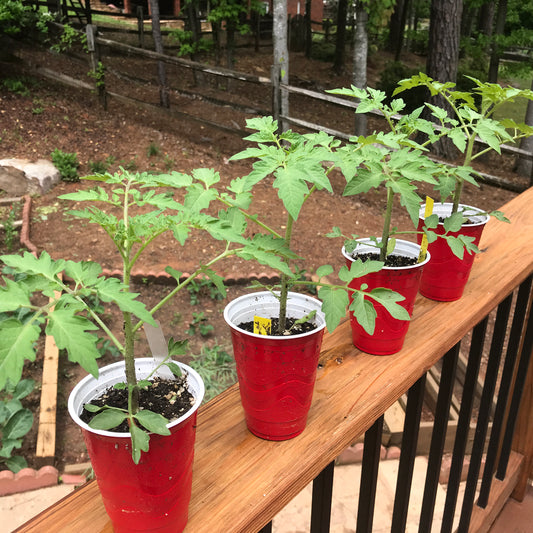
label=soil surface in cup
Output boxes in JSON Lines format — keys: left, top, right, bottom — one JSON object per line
{"left": 79, "top": 376, "right": 195, "bottom": 433}
{"left": 238, "top": 316, "right": 317, "bottom": 336}
{"left": 352, "top": 252, "right": 419, "bottom": 267}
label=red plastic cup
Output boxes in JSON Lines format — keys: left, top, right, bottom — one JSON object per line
{"left": 224, "top": 292, "right": 326, "bottom": 440}
{"left": 68, "top": 360, "right": 204, "bottom": 533}
{"left": 417, "top": 203, "right": 489, "bottom": 302}
{"left": 343, "top": 239, "right": 429, "bottom": 355}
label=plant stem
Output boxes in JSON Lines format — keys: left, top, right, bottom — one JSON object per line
{"left": 278, "top": 214, "right": 295, "bottom": 334}
{"left": 381, "top": 187, "right": 394, "bottom": 262}
{"left": 121, "top": 176, "right": 139, "bottom": 414}
{"left": 452, "top": 129, "right": 476, "bottom": 214}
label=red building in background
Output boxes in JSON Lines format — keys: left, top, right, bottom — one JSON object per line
{"left": 123, "top": 1, "right": 324, "bottom": 24}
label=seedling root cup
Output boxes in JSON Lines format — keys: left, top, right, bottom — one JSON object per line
{"left": 343, "top": 239, "right": 429, "bottom": 355}
{"left": 224, "top": 291, "right": 326, "bottom": 440}
{"left": 418, "top": 203, "right": 489, "bottom": 301}
{"left": 68, "top": 359, "right": 205, "bottom": 533}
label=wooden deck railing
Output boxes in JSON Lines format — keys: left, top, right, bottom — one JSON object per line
{"left": 16, "top": 187, "right": 533, "bottom": 533}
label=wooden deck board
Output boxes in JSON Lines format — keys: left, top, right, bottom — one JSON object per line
{"left": 16, "top": 188, "right": 533, "bottom": 533}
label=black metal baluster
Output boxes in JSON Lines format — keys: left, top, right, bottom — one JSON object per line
{"left": 419, "top": 343, "right": 460, "bottom": 532}
{"left": 440, "top": 317, "right": 489, "bottom": 533}
{"left": 391, "top": 374, "right": 427, "bottom": 533}
{"left": 496, "top": 281, "right": 533, "bottom": 480}
{"left": 478, "top": 276, "right": 532, "bottom": 507}
{"left": 259, "top": 522, "right": 273, "bottom": 533}
{"left": 356, "top": 415, "right": 384, "bottom": 533}
{"left": 457, "top": 294, "right": 513, "bottom": 532}
{"left": 310, "top": 460, "right": 335, "bottom": 533}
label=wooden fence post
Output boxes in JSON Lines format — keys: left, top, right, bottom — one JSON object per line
{"left": 86, "top": 24, "right": 107, "bottom": 110}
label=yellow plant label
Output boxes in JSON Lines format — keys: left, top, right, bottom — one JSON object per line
{"left": 419, "top": 196, "right": 434, "bottom": 262}
{"left": 253, "top": 316, "right": 272, "bottom": 336}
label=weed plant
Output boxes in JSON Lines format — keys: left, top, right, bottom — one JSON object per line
{"left": 51, "top": 148, "right": 79, "bottom": 182}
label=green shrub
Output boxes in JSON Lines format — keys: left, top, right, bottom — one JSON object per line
{"left": 188, "top": 346, "right": 237, "bottom": 402}
{"left": 2, "top": 78, "right": 30, "bottom": 96}
{"left": 310, "top": 41, "right": 336, "bottom": 62}
{"left": 0, "top": 379, "right": 35, "bottom": 473}
{"left": 88, "top": 155, "right": 114, "bottom": 174}
{"left": 51, "top": 148, "right": 79, "bottom": 182}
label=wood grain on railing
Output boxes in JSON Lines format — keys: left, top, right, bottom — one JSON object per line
{"left": 16, "top": 187, "right": 533, "bottom": 533}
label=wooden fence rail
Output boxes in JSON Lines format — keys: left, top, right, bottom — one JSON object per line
{"left": 20, "top": 17, "right": 532, "bottom": 190}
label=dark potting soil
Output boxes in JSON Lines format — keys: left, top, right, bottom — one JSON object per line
{"left": 79, "top": 376, "right": 195, "bottom": 433}
{"left": 238, "top": 316, "right": 317, "bottom": 336}
{"left": 352, "top": 252, "right": 419, "bottom": 267}
{"left": 438, "top": 216, "right": 476, "bottom": 225}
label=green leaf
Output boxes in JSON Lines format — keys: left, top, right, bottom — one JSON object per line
{"left": 343, "top": 168, "right": 384, "bottom": 196}
{"left": 349, "top": 292, "right": 377, "bottom": 335}
{"left": 447, "top": 128, "right": 467, "bottom": 152}
{"left": 236, "top": 248, "right": 294, "bottom": 278}
{"left": 88, "top": 408, "right": 127, "bottom": 430}
{"left": 0, "top": 319, "right": 40, "bottom": 390}
{"left": 1, "top": 251, "right": 65, "bottom": 282}
{"left": 184, "top": 183, "right": 217, "bottom": 213}
{"left": 318, "top": 285, "right": 349, "bottom": 333}
{"left": 443, "top": 212, "right": 465, "bottom": 232}
{"left": 272, "top": 167, "right": 310, "bottom": 220}
{"left": 316, "top": 265, "right": 333, "bottom": 278}
{"left": 325, "top": 226, "right": 343, "bottom": 239}
{"left": 150, "top": 171, "right": 193, "bottom": 188}
{"left": 166, "top": 361, "right": 183, "bottom": 377}
{"left": 339, "top": 260, "right": 384, "bottom": 282}
{"left": 5, "top": 455, "right": 27, "bottom": 473}
{"left": 46, "top": 310, "right": 101, "bottom": 378}
{"left": 134, "top": 409, "right": 171, "bottom": 435}
{"left": 490, "top": 210, "right": 510, "bottom": 223}
{"left": 0, "top": 279, "right": 32, "bottom": 313}
{"left": 0, "top": 439, "right": 22, "bottom": 459}
{"left": 444, "top": 236, "right": 466, "bottom": 259}
{"left": 192, "top": 168, "right": 220, "bottom": 187}
{"left": 165, "top": 267, "right": 184, "bottom": 283}
{"left": 3, "top": 409, "right": 33, "bottom": 440}
{"left": 93, "top": 277, "right": 156, "bottom": 326}
{"left": 130, "top": 422, "right": 150, "bottom": 464}
{"left": 13, "top": 379, "right": 35, "bottom": 400}
{"left": 202, "top": 268, "right": 226, "bottom": 299}
{"left": 368, "top": 288, "right": 410, "bottom": 320}
{"left": 84, "top": 403, "right": 102, "bottom": 412}
{"left": 167, "top": 338, "right": 188, "bottom": 357}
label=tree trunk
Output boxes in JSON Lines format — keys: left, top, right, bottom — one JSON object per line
{"left": 352, "top": 5, "right": 368, "bottom": 136}
{"left": 515, "top": 78, "right": 533, "bottom": 182}
{"left": 333, "top": 0, "right": 348, "bottom": 74}
{"left": 148, "top": 0, "right": 169, "bottom": 108}
{"left": 388, "top": 0, "right": 410, "bottom": 60}
{"left": 460, "top": 3, "right": 477, "bottom": 39}
{"left": 226, "top": 20, "right": 236, "bottom": 69}
{"left": 425, "top": 0, "right": 463, "bottom": 158}
{"left": 488, "top": 0, "right": 507, "bottom": 83}
{"left": 478, "top": 0, "right": 495, "bottom": 37}
{"left": 305, "top": 0, "right": 312, "bottom": 58}
{"left": 273, "top": 0, "right": 289, "bottom": 132}
{"left": 211, "top": 20, "right": 222, "bottom": 66}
